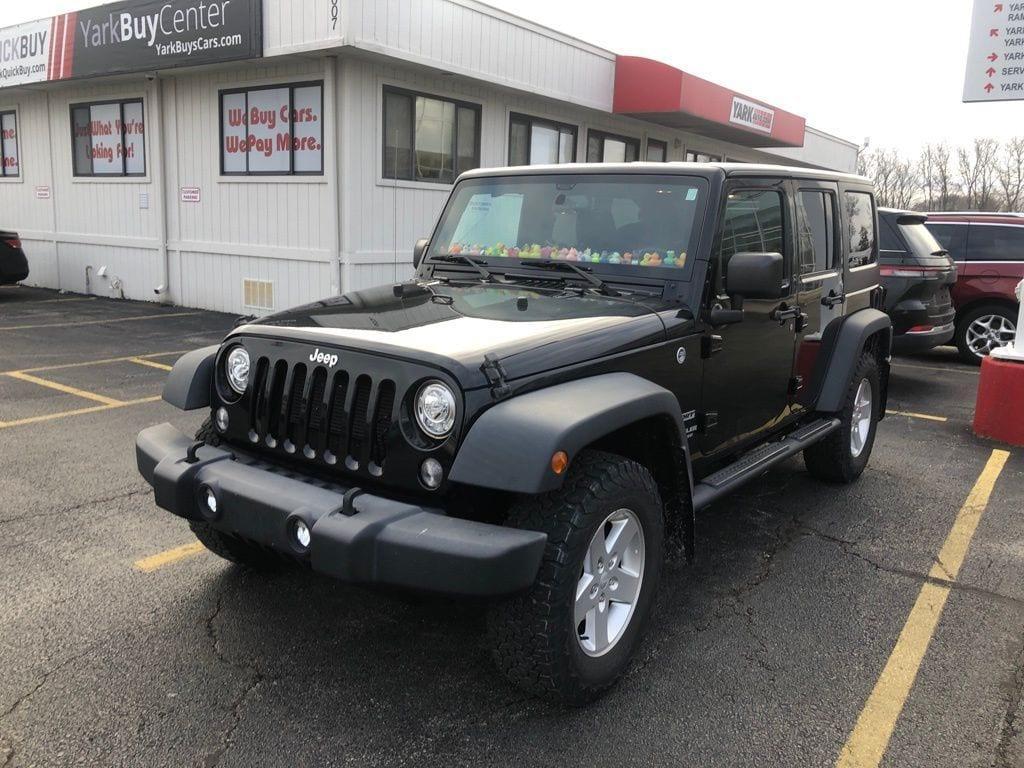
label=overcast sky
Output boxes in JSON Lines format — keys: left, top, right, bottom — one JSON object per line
{"left": 3, "top": 0, "right": 1022, "bottom": 158}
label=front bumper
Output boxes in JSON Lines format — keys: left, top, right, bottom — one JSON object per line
{"left": 136, "top": 423, "right": 547, "bottom": 596}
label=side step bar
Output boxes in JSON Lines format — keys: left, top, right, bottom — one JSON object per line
{"left": 692, "top": 418, "right": 841, "bottom": 512}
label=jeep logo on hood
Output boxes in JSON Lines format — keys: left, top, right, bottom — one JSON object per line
{"left": 309, "top": 348, "right": 339, "bottom": 368}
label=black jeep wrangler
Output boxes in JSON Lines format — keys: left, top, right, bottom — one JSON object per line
{"left": 137, "top": 164, "right": 891, "bottom": 704}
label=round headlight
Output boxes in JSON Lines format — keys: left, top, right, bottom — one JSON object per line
{"left": 415, "top": 381, "right": 456, "bottom": 438}
{"left": 225, "top": 346, "right": 250, "bottom": 395}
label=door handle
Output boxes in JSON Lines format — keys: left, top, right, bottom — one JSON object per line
{"left": 822, "top": 291, "right": 845, "bottom": 309}
{"left": 771, "top": 304, "right": 801, "bottom": 323}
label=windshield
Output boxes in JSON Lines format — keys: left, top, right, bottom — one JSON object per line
{"left": 429, "top": 174, "right": 708, "bottom": 277}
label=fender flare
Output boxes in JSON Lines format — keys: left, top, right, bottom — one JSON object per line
{"left": 812, "top": 309, "right": 892, "bottom": 413}
{"left": 162, "top": 345, "right": 218, "bottom": 411}
{"left": 449, "top": 372, "right": 693, "bottom": 496}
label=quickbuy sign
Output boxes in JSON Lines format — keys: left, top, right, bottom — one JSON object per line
{"left": 0, "top": 0, "right": 261, "bottom": 89}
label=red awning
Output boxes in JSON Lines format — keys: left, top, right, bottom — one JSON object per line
{"left": 613, "top": 56, "right": 806, "bottom": 149}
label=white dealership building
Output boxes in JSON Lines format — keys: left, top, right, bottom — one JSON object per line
{"left": 0, "top": 0, "right": 859, "bottom": 315}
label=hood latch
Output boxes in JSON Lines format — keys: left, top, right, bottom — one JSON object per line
{"left": 481, "top": 353, "right": 512, "bottom": 400}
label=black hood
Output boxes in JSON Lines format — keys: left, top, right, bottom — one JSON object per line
{"left": 236, "top": 281, "right": 682, "bottom": 389}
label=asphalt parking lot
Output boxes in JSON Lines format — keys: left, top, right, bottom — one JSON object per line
{"left": 1, "top": 284, "right": 1022, "bottom": 768}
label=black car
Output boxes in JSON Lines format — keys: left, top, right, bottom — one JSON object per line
{"left": 0, "top": 230, "right": 29, "bottom": 285}
{"left": 136, "top": 164, "right": 891, "bottom": 704}
{"left": 878, "top": 209, "right": 957, "bottom": 352}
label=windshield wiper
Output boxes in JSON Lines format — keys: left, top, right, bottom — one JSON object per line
{"left": 432, "top": 254, "right": 497, "bottom": 282}
{"left": 530, "top": 260, "right": 619, "bottom": 296}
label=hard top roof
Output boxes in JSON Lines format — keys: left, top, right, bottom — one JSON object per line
{"left": 457, "top": 162, "right": 871, "bottom": 185}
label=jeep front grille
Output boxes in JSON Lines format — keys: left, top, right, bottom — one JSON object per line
{"left": 249, "top": 356, "right": 397, "bottom": 474}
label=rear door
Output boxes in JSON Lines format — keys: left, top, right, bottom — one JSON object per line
{"left": 698, "top": 178, "right": 797, "bottom": 457}
{"left": 791, "top": 180, "right": 841, "bottom": 411}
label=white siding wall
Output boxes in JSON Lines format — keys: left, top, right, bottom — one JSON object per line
{"left": 165, "top": 58, "right": 335, "bottom": 313}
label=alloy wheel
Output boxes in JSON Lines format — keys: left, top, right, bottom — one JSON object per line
{"left": 850, "top": 378, "right": 873, "bottom": 458}
{"left": 966, "top": 314, "right": 1016, "bottom": 358}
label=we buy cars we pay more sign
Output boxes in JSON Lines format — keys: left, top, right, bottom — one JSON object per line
{"left": 965, "top": 0, "right": 1024, "bottom": 100}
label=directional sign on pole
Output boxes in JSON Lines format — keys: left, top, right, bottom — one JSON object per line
{"left": 964, "top": 0, "right": 1024, "bottom": 101}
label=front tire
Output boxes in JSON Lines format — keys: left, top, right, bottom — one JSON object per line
{"left": 804, "top": 352, "right": 879, "bottom": 484}
{"left": 487, "top": 450, "right": 664, "bottom": 705}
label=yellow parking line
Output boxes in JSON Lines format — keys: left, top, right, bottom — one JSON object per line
{"left": 0, "top": 396, "right": 162, "bottom": 429}
{"left": 0, "top": 311, "right": 200, "bottom": 331}
{"left": 836, "top": 448, "right": 1010, "bottom": 768}
{"left": 128, "top": 356, "right": 173, "bottom": 371}
{"left": 4, "top": 370, "right": 123, "bottom": 406}
{"left": 134, "top": 541, "right": 206, "bottom": 573}
{"left": 888, "top": 410, "right": 948, "bottom": 423}
{"left": 1, "top": 351, "right": 184, "bottom": 375}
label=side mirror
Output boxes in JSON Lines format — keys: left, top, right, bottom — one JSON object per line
{"left": 413, "top": 238, "right": 430, "bottom": 269}
{"left": 726, "top": 252, "right": 785, "bottom": 300}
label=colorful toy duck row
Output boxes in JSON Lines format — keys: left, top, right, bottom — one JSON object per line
{"left": 446, "top": 243, "right": 687, "bottom": 267}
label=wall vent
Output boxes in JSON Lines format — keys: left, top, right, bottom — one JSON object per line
{"left": 243, "top": 278, "right": 275, "bottom": 311}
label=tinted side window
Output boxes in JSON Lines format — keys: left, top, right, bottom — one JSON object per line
{"left": 717, "top": 189, "right": 785, "bottom": 292}
{"left": 879, "top": 218, "right": 906, "bottom": 253}
{"left": 845, "top": 191, "right": 876, "bottom": 267}
{"left": 925, "top": 223, "right": 967, "bottom": 259}
{"left": 797, "top": 190, "right": 836, "bottom": 274}
{"left": 966, "top": 224, "right": 1024, "bottom": 261}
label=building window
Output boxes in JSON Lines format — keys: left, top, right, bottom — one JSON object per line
{"left": 383, "top": 87, "right": 481, "bottom": 184}
{"left": 685, "top": 150, "right": 722, "bottom": 163}
{"left": 1, "top": 111, "right": 19, "bottom": 177}
{"left": 220, "top": 82, "right": 323, "bottom": 175}
{"left": 509, "top": 113, "right": 576, "bottom": 166}
{"left": 845, "top": 191, "right": 877, "bottom": 267}
{"left": 586, "top": 129, "right": 640, "bottom": 163}
{"left": 646, "top": 138, "right": 667, "bottom": 163}
{"left": 71, "top": 99, "right": 145, "bottom": 177}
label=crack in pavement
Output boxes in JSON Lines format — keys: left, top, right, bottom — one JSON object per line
{"left": 201, "top": 579, "right": 268, "bottom": 768}
{"left": 996, "top": 636, "right": 1024, "bottom": 768}
{"left": 0, "top": 487, "right": 151, "bottom": 527}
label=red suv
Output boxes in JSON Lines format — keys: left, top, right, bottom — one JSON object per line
{"left": 924, "top": 213, "right": 1023, "bottom": 364}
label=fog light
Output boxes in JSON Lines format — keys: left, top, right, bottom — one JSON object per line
{"left": 199, "top": 485, "right": 219, "bottom": 520}
{"left": 215, "top": 407, "right": 229, "bottom": 432}
{"left": 205, "top": 488, "right": 218, "bottom": 514}
{"left": 292, "top": 519, "right": 311, "bottom": 550}
{"left": 419, "top": 458, "right": 443, "bottom": 489}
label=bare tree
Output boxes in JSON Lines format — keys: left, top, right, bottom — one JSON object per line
{"left": 918, "top": 145, "right": 936, "bottom": 211}
{"left": 933, "top": 143, "right": 956, "bottom": 210}
{"left": 958, "top": 139, "right": 1000, "bottom": 210}
{"left": 861, "top": 148, "right": 918, "bottom": 209}
{"left": 997, "top": 137, "right": 1024, "bottom": 212}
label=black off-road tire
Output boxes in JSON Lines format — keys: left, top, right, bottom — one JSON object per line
{"left": 187, "top": 418, "right": 280, "bottom": 570}
{"left": 954, "top": 304, "right": 1017, "bottom": 365}
{"left": 487, "top": 450, "right": 665, "bottom": 705}
{"left": 804, "top": 352, "right": 880, "bottom": 484}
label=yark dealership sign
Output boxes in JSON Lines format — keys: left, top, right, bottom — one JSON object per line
{"left": 729, "top": 96, "right": 775, "bottom": 135}
{"left": 0, "top": 0, "right": 262, "bottom": 89}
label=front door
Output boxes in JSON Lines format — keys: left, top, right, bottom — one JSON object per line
{"left": 699, "top": 181, "right": 798, "bottom": 458}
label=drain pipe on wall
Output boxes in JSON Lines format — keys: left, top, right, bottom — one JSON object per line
{"left": 149, "top": 74, "right": 171, "bottom": 303}
{"left": 325, "top": 55, "right": 342, "bottom": 296}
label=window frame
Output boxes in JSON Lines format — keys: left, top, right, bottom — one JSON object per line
{"left": 381, "top": 85, "right": 482, "bottom": 185}
{"left": 69, "top": 98, "right": 146, "bottom": 178}
{"left": 507, "top": 111, "right": 577, "bottom": 166}
{"left": 0, "top": 109, "right": 19, "bottom": 178}
{"left": 715, "top": 185, "right": 790, "bottom": 297}
{"left": 646, "top": 138, "right": 668, "bottom": 163}
{"left": 218, "top": 80, "right": 324, "bottom": 177}
{"left": 586, "top": 129, "right": 641, "bottom": 163}
{"left": 686, "top": 150, "right": 723, "bottom": 163}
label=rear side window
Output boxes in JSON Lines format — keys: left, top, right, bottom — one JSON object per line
{"left": 925, "top": 223, "right": 966, "bottom": 258}
{"left": 797, "top": 190, "right": 836, "bottom": 274}
{"left": 966, "top": 225, "right": 1024, "bottom": 262}
{"left": 845, "top": 191, "right": 876, "bottom": 268}
{"left": 879, "top": 218, "right": 905, "bottom": 253}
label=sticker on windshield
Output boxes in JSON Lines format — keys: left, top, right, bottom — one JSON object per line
{"left": 685, "top": 188, "right": 698, "bottom": 201}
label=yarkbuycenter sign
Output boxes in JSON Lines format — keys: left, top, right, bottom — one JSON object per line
{"left": 0, "top": 0, "right": 261, "bottom": 89}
